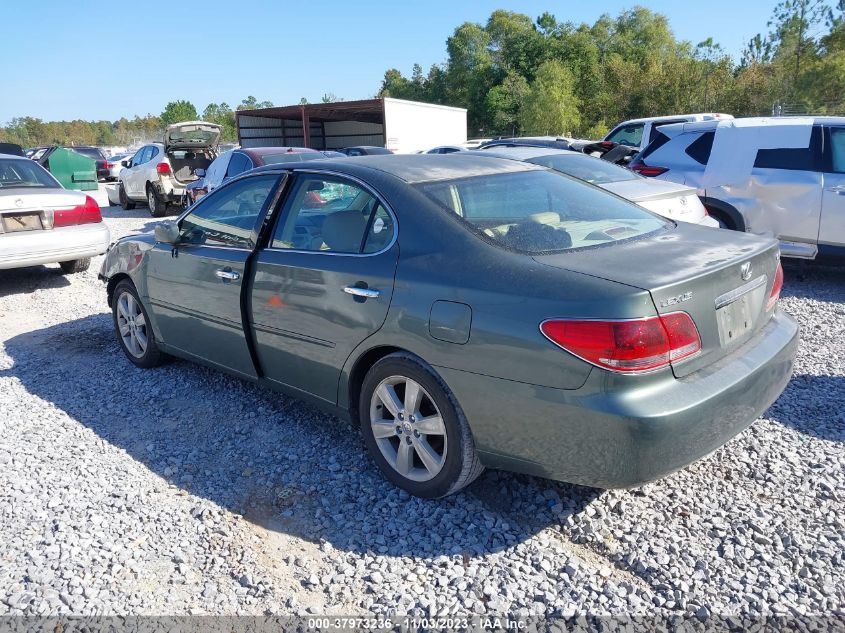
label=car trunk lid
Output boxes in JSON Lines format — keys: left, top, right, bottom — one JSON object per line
{"left": 164, "top": 121, "right": 221, "bottom": 152}
{"left": 0, "top": 189, "right": 87, "bottom": 233}
{"left": 533, "top": 225, "right": 781, "bottom": 377}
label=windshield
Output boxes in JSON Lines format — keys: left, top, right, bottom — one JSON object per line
{"left": 72, "top": 147, "right": 101, "bottom": 159}
{"left": 527, "top": 153, "right": 639, "bottom": 185}
{"left": 0, "top": 158, "right": 61, "bottom": 188}
{"left": 606, "top": 124, "right": 644, "bottom": 147}
{"left": 417, "top": 170, "right": 668, "bottom": 254}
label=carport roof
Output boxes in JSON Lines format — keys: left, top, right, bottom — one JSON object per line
{"left": 236, "top": 99, "right": 386, "bottom": 124}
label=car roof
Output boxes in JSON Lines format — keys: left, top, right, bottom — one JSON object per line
{"left": 656, "top": 115, "right": 845, "bottom": 137}
{"left": 0, "top": 152, "right": 28, "bottom": 160}
{"left": 472, "top": 146, "right": 580, "bottom": 161}
{"left": 613, "top": 113, "right": 733, "bottom": 125}
{"left": 251, "top": 153, "right": 543, "bottom": 184}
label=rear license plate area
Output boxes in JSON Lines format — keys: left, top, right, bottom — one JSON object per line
{"left": 716, "top": 294, "right": 755, "bottom": 346}
{"left": 2, "top": 212, "right": 43, "bottom": 233}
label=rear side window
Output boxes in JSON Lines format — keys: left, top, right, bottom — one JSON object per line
{"left": 649, "top": 120, "right": 687, "bottom": 142}
{"left": 684, "top": 132, "right": 714, "bottom": 165}
{"left": 226, "top": 152, "right": 252, "bottom": 177}
{"left": 639, "top": 131, "right": 671, "bottom": 161}
{"left": 754, "top": 126, "right": 820, "bottom": 171}
{"left": 829, "top": 128, "right": 845, "bottom": 173}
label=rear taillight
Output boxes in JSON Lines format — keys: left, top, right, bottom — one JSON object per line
{"left": 53, "top": 196, "right": 102, "bottom": 228}
{"left": 156, "top": 162, "right": 172, "bottom": 175}
{"left": 541, "top": 312, "right": 701, "bottom": 373}
{"left": 104, "top": 162, "right": 113, "bottom": 169}
{"left": 766, "top": 261, "right": 784, "bottom": 311}
{"left": 630, "top": 161, "right": 668, "bottom": 177}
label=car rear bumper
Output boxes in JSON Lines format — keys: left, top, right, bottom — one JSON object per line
{"left": 437, "top": 310, "right": 799, "bottom": 489}
{"left": 0, "top": 223, "right": 111, "bottom": 270}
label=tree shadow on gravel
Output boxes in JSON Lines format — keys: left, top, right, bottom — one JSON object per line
{"left": 2, "top": 314, "right": 602, "bottom": 559}
{"left": 0, "top": 266, "right": 70, "bottom": 298}
{"left": 766, "top": 374, "right": 845, "bottom": 443}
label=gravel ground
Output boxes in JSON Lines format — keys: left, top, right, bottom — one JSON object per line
{"left": 0, "top": 198, "right": 843, "bottom": 620}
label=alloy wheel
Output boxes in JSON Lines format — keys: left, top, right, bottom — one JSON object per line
{"left": 369, "top": 376, "right": 447, "bottom": 482}
{"left": 116, "top": 291, "right": 148, "bottom": 358}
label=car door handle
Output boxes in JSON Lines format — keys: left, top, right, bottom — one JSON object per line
{"left": 215, "top": 268, "right": 240, "bottom": 281}
{"left": 343, "top": 286, "right": 380, "bottom": 299}
{"left": 827, "top": 185, "right": 845, "bottom": 194}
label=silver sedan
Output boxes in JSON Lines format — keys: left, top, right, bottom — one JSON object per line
{"left": 477, "top": 146, "right": 720, "bottom": 227}
{"left": 0, "top": 154, "right": 110, "bottom": 273}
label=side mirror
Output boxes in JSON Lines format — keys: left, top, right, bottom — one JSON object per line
{"left": 195, "top": 168, "right": 206, "bottom": 177}
{"left": 154, "top": 221, "right": 180, "bottom": 244}
{"left": 121, "top": 160, "right": 130, "bottom": 167}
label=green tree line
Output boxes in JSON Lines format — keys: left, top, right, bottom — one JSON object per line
{"left": 379, "top": 1, "right": 845, "bottom": 137}
{"left": 0, "top": 96, "right": 273, "bottom": 148}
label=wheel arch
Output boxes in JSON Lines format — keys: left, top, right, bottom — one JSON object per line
{"left": 701, "top": 197, "right": 746, "bottom": 231}
{"left": 342, "top": 345, "right": 410, "bottom": 424}
{"left": 106, "top": 273, "right": 133, "bottom": 308}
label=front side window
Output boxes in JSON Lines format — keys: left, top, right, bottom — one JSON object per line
{"left": 180, "top": 174, "right": 278, "bottom": 248}
{"left": 527, "top": 153, "right": 639, "bottom": 184}
{"left": 418, "top": 170, "right": 668, "bottom": 254}
{"left": 0, "top": 159, "right": 61, "bottom": 188}
{"left": 829, "top": 128, "right": 845, "bottom": 173}
{"left": 606, "top": 123, "right": 644, "bottom": 147}
{"left": 272, "top": 175, "right": 388, "bottom": 253}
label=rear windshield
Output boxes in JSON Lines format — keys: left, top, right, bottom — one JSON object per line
{"left": 526, "top": 153, "right": 639, "bottom": 184}
{"left": 417, "top": 170, "right": 668, "bottom": 254}
{"left": 0, "top": 158, "right": 61, "bottom": 188}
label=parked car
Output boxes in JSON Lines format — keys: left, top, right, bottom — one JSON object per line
{"left": 630, "top": 116, "right": 845, "bottom": 260}
{"left": 477, "top": 136, "right": 573, "bottom": 151}
{"left": 476, "top": 147, "right": 719, "bottom": 227}
{"left": 0, "top": 153, "right": 109, "bottom": 273}
{"left": 0, "top": 143, "right": 24, "bottom": 157}
{"left": 424, "top": 146, "right": 466, "bottom": 154}
{"left": 100, "top": 154, "right": 796, "bottom": 498}
{"left": 104, "top": 153, "right": 131, "bottom": 181}
{"left": 336, "top": 146, "right": 393, "bottom": 156}
{"left": 118, "top": 121, "right": 220, "bottom": 217}
{"left": 29, "top": 145, "right": 109, "bottom": 181}
{"left": 603, "top": 113, "right": 734, "bottom": 151}
{"left": 185, "top": 146, "right": 325, "bottom": 204}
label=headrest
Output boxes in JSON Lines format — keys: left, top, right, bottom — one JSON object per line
{"left": 528, "top": 211, "right": 560, "bottom": 225}
{"left": 321, "top": 211, "right": 367, "bottom": 252}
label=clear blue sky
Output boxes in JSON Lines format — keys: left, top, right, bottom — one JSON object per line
{"left": 2, "top": 0, "right": 779, "bottom": 123}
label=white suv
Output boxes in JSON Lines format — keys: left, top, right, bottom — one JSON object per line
{"left": 118, "top": 122, "right": 220, "bottom": 216}
{"left": 630, "top": 116, "right": 845, "bottom": 260}
{"left": 603, "top": 113, "right": 733, "bottom": 151}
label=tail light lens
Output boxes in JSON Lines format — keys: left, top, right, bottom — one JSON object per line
{"left": 103, "top": 162, "right": 113, "bottom": 169}
{"left": 156, "top": 162, "right": 172, "bottom": 175}
{"left": 766, "top": 261, "right": 784, "bottom": 311}
{"left": 630, "top": 161, "right": 668, "bottom": 177}
{"left": 541, "top": 312, "right": 701, "bottom": 373}
{"left": 53, "top": 195, "right": 102, "bottom": 227}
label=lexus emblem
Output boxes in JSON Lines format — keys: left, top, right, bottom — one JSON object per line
{"left": 679, "top": 196, "right": 688, "bottom": 206}
{"left": 14, "top": 198, "right": 23, "bottom": 208}
{"left": 740, "top": 262, "right": 752, "bottom": 281}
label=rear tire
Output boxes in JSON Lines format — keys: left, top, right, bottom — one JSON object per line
{"left": 119, "top": 182, "right": 135, "bottom": 210}
{"left": 147, "top": 185, "right": 166, "bottom": 218}
{"left": 59, "top": 258, "right": 90, "bottom": 274}
{"left": 359, "top": 352, "right": 484, "bottom": 498}
{"left": 112, "top": 280, "right": 164, "bottom": 369}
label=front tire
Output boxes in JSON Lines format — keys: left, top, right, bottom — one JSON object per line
{"left": 59, "top": 258, "right": 90, "bottom": 274}
{"left": 112, "top": 280, "right": 163, "bottom": 368}
{"left": 119, "top": 182, "right": 135, "bottom": 210}
{"left": 359, "top": 353, "right": 484, "bottom": 498}
{"left": 147, "top": 185, "right": 167, "bottom": 218}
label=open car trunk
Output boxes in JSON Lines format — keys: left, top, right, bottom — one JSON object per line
{"left": 167, "top": 149, "right": 213, "bottom": 184}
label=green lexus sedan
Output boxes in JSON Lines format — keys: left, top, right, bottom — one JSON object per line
{"left": 99, "top": 154, "right": 798, "bottom": 498}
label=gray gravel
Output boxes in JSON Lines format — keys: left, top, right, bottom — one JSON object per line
{"left": 0, "top": 200, "right": 843, "bottom": 619}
